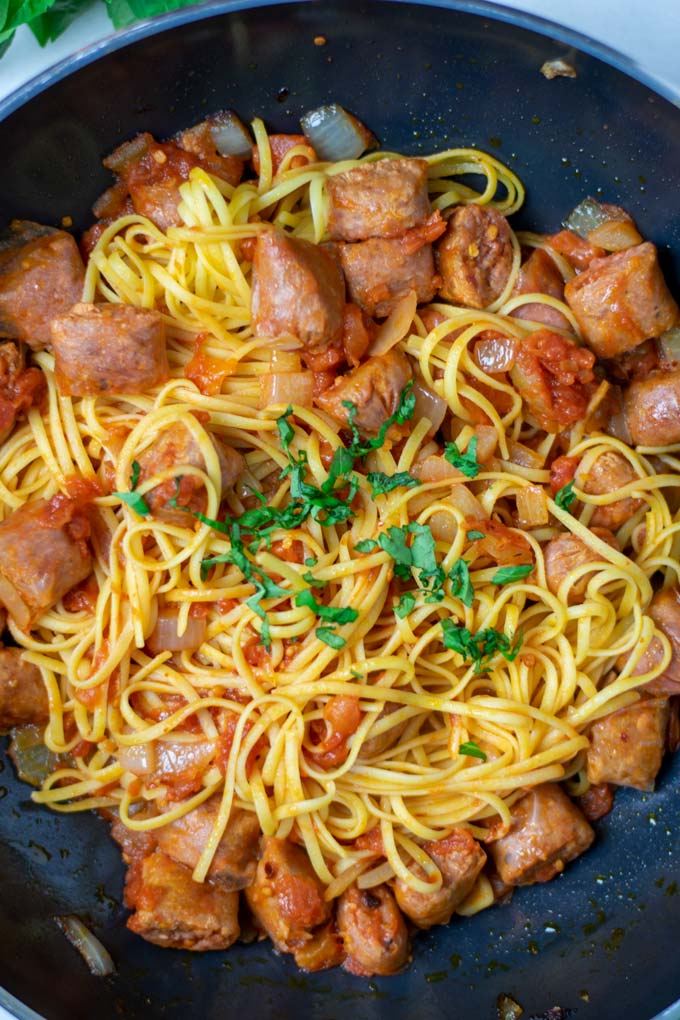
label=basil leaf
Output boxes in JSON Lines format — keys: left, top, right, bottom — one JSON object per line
{"left": 491, "top": 564, "right": 533, "bottom": 585}
{"left": 441, "top": 619, "right": 523, "bottom": 672}
{"left": 114, "top": 490, "right": 150, "bottom": 516}
{"left": 395, "top": 592, "right": 416, "bottom": 619}
{"left": 458, "top": 740, "right": 487, "bottom": 761}
{"left": 355, "top": 539, "right": 378, "bottom": 553}
{"left": 466, "top": 529, "right": 485, "bottom": 541}
{"left": 555, "top": 479, "right": 576, "bottom": 511}
{"left": 166, "top": 475, "right": 183, "bottom": 509}
{"left": 367, "top": 471, "right": 421, "bottom": 497}
{"left": 449, "top": 559, "right": 474, "bottom": 608}
{"left": 129, "top": 460, "right": 141, "bottom": 491}
{"left": 444, "top": 436, "right": 480, "bottom": 479}
{"left": 317, "top": 627, "right": 346, "bottom": 649}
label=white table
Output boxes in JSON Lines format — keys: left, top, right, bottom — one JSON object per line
{"left": 0, "top": 2, "right": 679, "bottom": 1019}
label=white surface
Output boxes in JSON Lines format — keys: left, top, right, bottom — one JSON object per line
{"left": 0, "top": 2, "right": 678, "bottom": 1019}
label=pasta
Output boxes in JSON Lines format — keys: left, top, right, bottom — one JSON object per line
{"left": 2, "top": 108, "right": 679, "bottom": 975}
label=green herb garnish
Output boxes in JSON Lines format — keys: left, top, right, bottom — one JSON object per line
{"left": 129, "top": 460, "right": 140, "bottom": 490}
{"left": 317, "top": 627, "right": 346, "bottom": 649}
{"left": 491, "top": 564, "right": 534, "bottom": 585}
{"left": 555, "top": 480, "right": 576, "bottom": 511}
{"left": 444, "top": 436, "right": 480, "bottom": 479}
{"left": 458, "top": 740, "right": 487, "bottom": 761}
{"left": 367, "top": 471, "right": 421, "bottom": 498}
{"left": 440, "top": 619, "right": 523, "bottom": 673}
{"left": 449, "top": 559, "right": 474, "bottom": 608}
{"left": 114, "top": 490, "right": 150, "bottom": 516}
{"left": 466, "top": 529, "right": 485, "bottom": 541}
{"left": 395, "top": 592, "right": 417, "bottom": 619}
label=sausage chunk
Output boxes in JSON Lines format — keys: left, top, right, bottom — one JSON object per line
{"left": 564, "top": 243, "right": 678, "bottom": 359}
{"left": 392, "top": 829, "right": 486, "bottom": 928}
{"left": 543, "top": 527, "right": 618, "bottom": 605}
{"left": 0, "top": 221, "right": 85, "bottom": 352}
{"left": 488, "top": 783, "right": 594, "bottom": 885}
{"left": 315, "top": 349, "right": 412, "bottom": 435}
{"left": 110, "top": 815, "right": 158, "bottom": 864}
{"left": 125, "top": 849, "right": 240, "bottom": 950}
{"left": 586, "top": 698, "right": 670, "bottom": 791}
{"left": 510, "top": 248, "right": 569, "bottom": 330}
{"left": 0, "top": 497, "right": 92, "bottom": 630}
{"left": 337, "top": 883, "right": 409, "bottom": 976}
{"left": 50, "top": 303, "right": 168, "bottom": 397}
{"left": 137, "top": 422, "right": 244, "bottom": 526}
{"left": 0, "top": 648, "right": 48, "bottom": 730}
{"left": 436, "top": 205, "right": 513, "bottom": 308}
{"left": 623, "top": 369, "right": 680, "bottom": 446}
{"left": 623, "top": 587, "right": 680, "bottom": 696}
{"left": 509, "top": 329, "right": 596, "bottom": 433}
{"left": 103, "top": 132, "right": 242, "bottom": 233}
{"left": 577, "top": 450, "right": 644, "bottom": 530}
{"left": 0, "top": 341, "right": 45, "bottom": 446}
{"left": 244, "top": 837, "right": 330, "bottom": 953}
{"left": 576, "top": 782, "right": 615, "bottom": 822}
{"left": 326, "top": 158, "right": 431, "bottom": 241}
{"left": 251, "top": 229, "right": 345, "bottom": 353}
{"left": 336, "top": 237, "right": 437, "bottom": 317}
{"left": 156, "top": 798, "right": 260, "bottom": 890}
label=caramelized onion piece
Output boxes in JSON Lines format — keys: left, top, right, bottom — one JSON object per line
{"left": 147, "top": 606, "right": 207, "bottom": 654}
{"left": 260, "top": 370, "right": 314, "bottom": 409}
{"left": 300, "top": 104, "right": 377, "bottom": 162}
{"left": 412, "top": 378, "right": 447, "bottom": 434}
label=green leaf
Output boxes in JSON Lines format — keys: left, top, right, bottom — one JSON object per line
{"left": 355, "top": 539, "right": 378, "bottom": 553}
{"left": 555, "top": 480, "right": 576, "bottom": 511}
{"left": 444, "top": 436, "right": 480, "bottom": 479}
{"left": 395, "top": 591, "right": 416, "bottom": 619}
{"left": 114, "top": 490, "right": 150, "bottom": 516}
{"left": 367, "top": 471, "right": 421, "bottom": 498}
{"left": 166, "top": 475, "right": 183, "bottom": 509}
{"left": 449, "top": 559, "right": 474, "bottom": 608}
{"left": 458, "top": 740, "right": 487, "bottom": 761}
{"left": 124, "top": 0, "right": 202, "bottom": 18}
{"left": 343, "top": 382, "right": 416, "bottom": 458}
{"left": 0, "top": 29, "right": 13, "bottom": 52}
{"left": 103, "top": 0, "right": 136, "bottom": 27}
{"left": 29, "top": 0, "right": 94, "bottom": 44}
{"left": 1, "top": 0, "right": 54, "bottom": 36}
{"left": 276, "top": 405, "right": 295, "bottom": 452}
{"left": 317, "top": 626, "right": 346, "bottom": 649}
{"left": 466, "top": 529, "right": 485, "bottom": 541}
{"left": 129, "top": 460, "right": 141, "bottom": 491}
{"left": 301, "top": 570, "right": 327, "bottom": 588}
{"left": 440, "top": 619, "right": 523, "bottom": 673}
{"left": 491, "top": 564, "right": 533, "bottom": 585}
{"left": 295, "top": 589, "right": 358, "bottom": 625}
{"left": 349, "top": 668, "right": 364, "bottom": 679}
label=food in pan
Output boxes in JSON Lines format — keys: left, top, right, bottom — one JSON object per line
{"left": 1, "top": 104, "right": 679, "bottom": 976}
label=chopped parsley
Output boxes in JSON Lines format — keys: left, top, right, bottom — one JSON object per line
{"left": 129, "top": 460, "right": 140, "bottom": 490}
{"left": 395, "top": 591, "right": 417, "bottom": 619}
{"left": 449, "top": 559, "right": 474, "bottom": 608}
{"left": 114, "top": 490, "right": 150, "bottom": 516}
{"left": 555, "top": 480, "right": 576, "bottom": 511}
{"left": 466, "top": 529, "right": 485, "bottom": 541}
{"left": 444, "top": 436, "right": 480, "bottom": 479}
{"left": 367, "top": 471, "right": 421, "bottom": 497}
{"left": 491, "top": 564, "right": 534, "bottom": 585}
{"left": 440, "top": 619, "right": 523, "bottom": 673}
{"left": 295, "top": 589, "right": 359, "bottom": 626}
{"left": 317, "top": 627, "right": 347, "bottom": 649}
{"left": 458, "top": 740, "right": 487, "bottom": 761}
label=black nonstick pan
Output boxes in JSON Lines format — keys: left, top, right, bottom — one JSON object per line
{"left": 0, "top": 2, "right": 679, "bottom": 1018}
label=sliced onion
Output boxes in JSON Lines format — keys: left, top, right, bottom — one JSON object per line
{"left": 563, "top": 197, "right": 611, "bottom": 238}
{"left": 607, "top": 405, "right": 633, "bottom": 445}
{"left": 540, "top": 57, "right": 577, "bottom": 80}
{"left": 9, "top": 724, "right": 57, "bottom": 787}
{"left": 208, "top": 111, "right": 254, "bottom": 158}
{"left": 516, "top": 485, "right": 549, "bottom": 526}
{"left": 367, "top": 289, "right": 418, "bottom": 356}
{"left": 270, "top": 349, "right": 302, "bottom": 372}
{"left": 427, "top": 509, "right": 459, "bottom": 544}
{"left": 449, "top": 483, "right": 486, "bottom": 519}
{"left": 356, "top": 860, "right": 396, "bottom": 888}
{"left": 260, "top": 370, "right": 314, "bottom": 409}
{"left": 474, "top": 424, "right": 498, "bottom": 463}
{"left": 55, "top": 916, "right": 115, "bottom": 977}
{"left": 300, "top": 104, "right": 377, "bottom": 162}
{"left": 413, "top": 454, "right": 464, "bottom": 483}
{"left": 154, "top": 737, "right": 216, "bottom": 777}
{"left": 102, "top": 133, "right": 150, "bottom": 175}
{"left": 587, "top": 218, "right": 642, "bottom": 251}
{"left": 147, "top": 606, "right": 207, "bottom": 654}
{"left": 659, "top": 326, "right": 680, "bottom": 369}
{"left": 412, "top": 378, "right": 447, "bottom": 434}
{"left": 474, "top": 336, "right": 518, "bottom": 373}
{"left": 117, "top": 741, "right": 156, "bottom": 776}
{"left": 506, "top": 439, "right": 545, "bottom": 469}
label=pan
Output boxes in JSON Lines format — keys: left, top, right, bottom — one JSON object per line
{"left": 0, "top": 3, "right": 679, "bottom": 1018}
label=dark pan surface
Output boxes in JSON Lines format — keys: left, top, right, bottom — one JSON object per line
{"left": 0, "top": 3, "right": 679, "bottom": 1018}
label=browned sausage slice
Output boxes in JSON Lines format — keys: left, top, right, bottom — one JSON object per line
{"left": 315, "top": 349, "right": 412, "bottom": 435}
{"left": 586, "top": 698, "right": 670, "bottom": 791}
{"left": 623, "top": 369, "right": 680, "bottom": 446}
{"left": 337, "top": 883, "right": 409, "bottom": 976}
{"left": 155, "top": 798, "right": 260, "bottom": 890}
{"left": 0, "top": 222, "right": 85, "bottom": 351}
{"left": 564, "top": 243, "right": 678, "bottom": 359}
{"left": 137, "top": 422, "right": 244, "bottom": 526}
{"left": 244, "top": 837, "right": 330, "bottom": 953}
{"left": 543, "top": 527, "right": 618, "bottom": 604}
{"left": 326, "top": 158, "right": 431, "bottom": 241}
{"left": 125, "top": 848, "right": 240, "bottom": 950}
{"left": 0, "top": 648, "right": 48, "bottom": 730}
{"left": 392, "top": 829, "right": 486, "bottom": 928}
{"left": 50, "top": 303, "right": 168, "bottom": 397}
{"left": 251, "top": 229, "right": 345, "bottom": 352}
{"left": 510, "top": 247, "right": 569, "bottom": 329}
{"left": 436, "top": 205, "right": 513, "bottom": 309}
{"left": 577, "top": 450, "right": 644, "bottom": 530}
{"left": 509, "top": 329, "right": 596, "bottom": 433}
{"left": 336, "top": 237, "right": 437, "bottom": 317}
{"left": 0, "top": 498, "right": 92, "bottom": 630}
{"left": 488, "top": 783, "right": 594, "bottom": 885}
{"left": 0, "top": 341, "right": 45, "bottom": 446}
